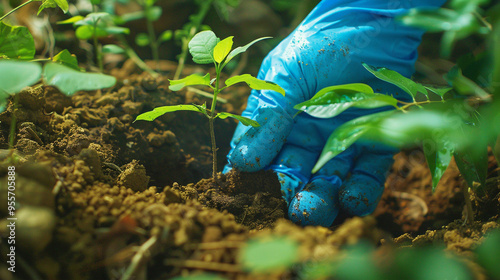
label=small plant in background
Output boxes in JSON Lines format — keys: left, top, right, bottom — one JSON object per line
{"left": 135, "top": 30, "right": 284, "bottom": 179}
{"left": 172, "top": 0, "right": 240, "bottom": 79}
{"left": 294, "top": 0, "right": 499, "bottom": 223}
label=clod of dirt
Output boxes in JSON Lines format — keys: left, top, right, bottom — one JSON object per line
{"left": 193, "top": 170, "right": 287, "bottom": 229}
{"left": 117, "top": 160, "right": 150, "bottom": 191}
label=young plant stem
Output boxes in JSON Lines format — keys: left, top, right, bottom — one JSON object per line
{"left": 117, "top": 35, "right": 159, "bottom": 77}
{"left": 0, "top": 0, "right": 35, "bottom": 22}
{"left": 92, "top": 5, "right": 103, "bottom": 72}
{"left": 209, "top": 65, "right": 222, "bottom": 179}
{"left": 173, "top": 1, "right": 212, "bottom": 79}
{"left": 462, "top": 183, "right": 474, "bottom": 225}
{"left": 144, "top": 6, "right": 159, "bottom": 70}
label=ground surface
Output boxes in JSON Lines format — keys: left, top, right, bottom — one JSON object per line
{"left": 0, "top": 60, "right": 498, "bottom": 280}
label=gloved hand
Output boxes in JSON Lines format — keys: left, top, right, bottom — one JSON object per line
{"left": 224, "top": 0, "right": 446, "bottom": 227}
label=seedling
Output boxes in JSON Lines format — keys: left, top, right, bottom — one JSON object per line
{"left": 0, "top": 0, "right": 68, "bottom": 22}
{"left": 135, "top": 31, "right": 284, "bottom": 179}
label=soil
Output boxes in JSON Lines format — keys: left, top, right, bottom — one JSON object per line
{"left": 0, "top": 59, "right": 499, "bottom": 280}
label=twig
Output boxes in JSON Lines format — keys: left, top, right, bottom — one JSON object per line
{"left": 164, "top": 259, "right": 241, "bottom": 273}
{"left": 121, "top": 235, "right": 158, "bottom": 280}
{"left": 462, "top": 183, "right": 474, "bottom": 225}
{"left": 103, "top": 162, "right": 123, "bottom": 173}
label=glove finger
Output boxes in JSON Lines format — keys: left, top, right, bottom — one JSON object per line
{"left": 338, "top": 145, "right": 396, "bottom": 216}
{"left": 288, "top": 177, "right": 341, "bottom": 227}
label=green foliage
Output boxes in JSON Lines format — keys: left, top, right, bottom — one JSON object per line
{"left": 52, "top": 49, "right": 79, "bottom": 70}
{"left": 240, "top": 237, "right": 299, "bottom": 273}
{"left": 398, "top": 0, "right": 491, "bottom": 57}
{"left": 43, "top": 63, "right": 116, "bottom": 95}
{"left": 0, "top": 60, "right": 41, "bottom": 111}
{"left": 294, "top": 83, "right": 398, "bottom": 118}
{"left": 38, "top": 0, "right": 69, "bottom": 15}
{"left": 0, "top": 22, "right": 35, "bottom": 59}
{"left": 476, "top": 230, "right": 500, "bottom": 279}
{"left": 135, "top": 31, "right": 281, "bottom": 177}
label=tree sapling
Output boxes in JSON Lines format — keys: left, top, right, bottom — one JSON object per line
{"left": 135, "top": 30, "right": 285, "bottom": 179}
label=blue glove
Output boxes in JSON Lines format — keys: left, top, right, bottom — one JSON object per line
{"left": 224, "top": 0, "right": 446, "bottom": 226}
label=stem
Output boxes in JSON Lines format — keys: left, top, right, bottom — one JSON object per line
{"left": 0, "top": 0, "right": 35, "bottom": 22}
{"left": 117, "top": 35, "right": 159, "bottom": 77}
{"left": 462, "top": 183, "right": 474, "bottom": 225}
{"left": 92, "top": 5, "right": 103, "bottom": 72}
{"left": 144, "top": 5, "right": 159, "bottom": 70}
{"left": 208, "top": 65, "right": 221, "bottom": 179}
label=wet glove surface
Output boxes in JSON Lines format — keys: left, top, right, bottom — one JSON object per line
{"left": 224, "top": 0, "right": 446, "bottom": 226}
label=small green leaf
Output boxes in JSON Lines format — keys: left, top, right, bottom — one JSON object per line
{"left": 213, "top": 36, "right": 233, "bottom": 63}
{"left": 53, "top": 49, "right": 79, "bottom": 70}
{"left": 454, "top": 146, "right": 488, "bottom": 195}
{"left": 294, "top": 83, "right": 398, "bottom": 118}
{"left": 103, "top": 26, "right": 130, "bottom": 35}
{"left": 188, "top": 30, "right": 219, "bottom": 64}
{"left": 216, "top": 112, "right": 260, "bottom": 127}
{"left": 225, "top": 74, "right": 285, "bottom": 96}
{"left": 102, "top": 44, "right": 125, "bottom": 54}
{"left": 135, "top": 105, "right": 204, "bottom": 122}
{"left": 363, "top": 63, "right": 428, "bottom": 101}
{"left": 74, "top": 12, "right": 112, "bottom": 26}
{"left": 145, "top": 6, "right": 162, "bottom": 21}
{"left": 225, "top": 37, "right": 271, "bottom": 65}
{"left": 135, "top": 33, "right": 150, "bottom": 46}
{"left": 0, "top": 60, "right": 41, "bottom": 93}
{"left": 75, "top": 25, "right": 108, "bottom": 40}
{"left": 445, "top": 66, "right": 490, "bottom": 100}
{"left": 115, "top": 11, "right": 146, "bottom": 23}
{"left": 158, "top": 30, "right": 172, "bottom": 43}
{"left": 240, "top": 237, "right": 299, "bottom": 272}
{"left": 57, "top": 16, "right": 85, "bottom": 25}
{"left": 43, "top": 63, "right": 116, "bottom": 95}
{"left": 38, "top": 0, "right": 57, "bottom": 15}
{"left": 424, "top": 139, "right": 453, "bottom": 192}
{"left": 169, "top": 73, "right": 211, "bottom": 91}
{"left": 424, "top": 86, "right": 452, "bottom": 99}
{"left": 0, "top": 22, "right": 35, "bottom": 60}
{"left": 54, "top": 0, "right": 69, "bottom": 13}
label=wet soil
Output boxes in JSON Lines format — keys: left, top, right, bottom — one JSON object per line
{"left": 0, "top": 60, "right": 498, "bottom": 280}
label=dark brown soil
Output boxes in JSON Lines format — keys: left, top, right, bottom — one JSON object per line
{"left": 0, "top": 60, "right": 498, "bottom": 280}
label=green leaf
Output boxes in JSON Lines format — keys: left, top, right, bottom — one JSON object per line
{"left": 424, "top": 139, "right": 453, "bottom": 192}
{"left": 313, "top": 108, "right": 462, "bottom": 173}
{"left": 57, "top": 16, "right": 85, "bottom": 25}
{"left": 169, "top": 73, "right": 211, "bottom": 91}
{"left": 216, "top": 112, "right": 260, "bottom": 127}
{"left": 102, "top": 44, "right": 125, "bottom": 54}
{"left": 445, "top": 66, "right": 490, "bottom": 100}
{"left": 454, "top": 146, "right": 488, "bottom": 195}
{"left": 158, "top": 30, "right": 172, "bottom": 43}
{"left": 0, "top": 22, "right": 35, "bottom": 60}
{"left": 134, "top": 105, "right": 205, "bottom": 122}
{"left": 0, "top": 60, "right": 42, "bottom": 101}
{"left": 54, "top": 0, "right": 69, "bottom": 13}
{"left": 240, "top": 238, "right": 299, "bottom": 272}
{"left": 145, "top": 6, "right": 162, "bottom": 21}
{"left": 424, "top": 86, "right": 452, "bottom": 99}
{"left": 363, "top": 63, "right": 428, "bottom": 101}
{"left": 103, "top": 26, "right": 130, "bottom": 35}
{"left": 43, "top": 63, "right": 116, "bottom": 95}
{"left": 476, "top": 230, "right": 500, "bottom": 279}
{"left": 224, "top": 36, "right": 271, "bottom": 65}
{"left": 115, "top": 11, "right": 146, "bottom": 23}
{"left": 213, "top": 36, "right": 233, "bottom": 63}
{"left": 53, "top": 49, "right": 79, "bottom": 70}
{"left": 135, "top": 33, "right": 150, "bottom": 46}
{"left": 75, "top": 25, "right": 108, "bottom": 40}
{"left": 38, "top": 0, "right": 57, "bottom": 15}
{"left": 294, "top": 83, "right": 398, "bottom": 119}
{"left": 225, "top": 74, "right": 285, "bottom": 96}
{"left": 188, "top": 30, "right": 219, "bottom": 64}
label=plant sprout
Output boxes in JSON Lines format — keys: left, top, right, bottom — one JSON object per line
{"left": 135, "top": 31, "right": 284, "bottom": 179}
